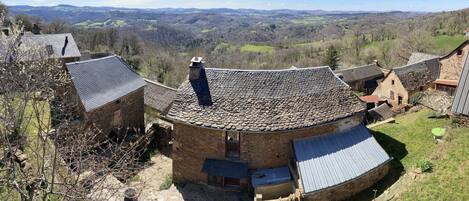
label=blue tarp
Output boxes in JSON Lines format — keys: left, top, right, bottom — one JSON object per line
{"left": 251, "top": 166, "right": 292, "bottom": 188}
{"left": 202, "top": 158, "right": 248, "bottom": 179}
{"left": 293, "top": 124, "right": 391, "bottom": 194}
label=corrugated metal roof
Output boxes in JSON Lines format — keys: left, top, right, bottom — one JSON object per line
{"left": 202, "top": 158, "right": 248, "bottom": 179}
{"left": 251, "top": 166, "right": 291, "bottom": 188}
{"left": 452, "top": 53, "right": 469, "bottom": 115}
{"left": 66, "top": 55, "right": 146, "bottom": 112}
{"left": 293, "top": 125, "right": 391, "bottom": 194}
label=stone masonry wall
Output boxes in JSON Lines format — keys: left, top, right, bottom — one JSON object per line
{"left": 373, "top": 72, "right": 409, "bottom": 108}
{"left": 172, "top": 113, "right": 364, "bottom": 184}
{"left": 303, "top": 163, "right": 390, "bottom": 201}
{"left": 172, "top": 123, "right": 226, "bottom": 183}
{"left": 84, "top": 88, "right": 145, "bottom": 137}
{"left": 453, "top": 114, "right": 469, "bottom": 126}
{"left": 440, "top": 44, "right": 469, "bottom": 80}
{"left": 240, "top": 114, "right": 363, "bottom": 169}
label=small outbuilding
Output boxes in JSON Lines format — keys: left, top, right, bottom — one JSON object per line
{"left": 168, "top": 57, "right": 391, "bottom": 200}
{"left": 144, "top": 78, "right": 177, "bottom": 115}
{"left": 66, "top": 55, "right": 146, "bottom": 137}
{"left": 335, "top": 63, "right": 384, "bottom": 94}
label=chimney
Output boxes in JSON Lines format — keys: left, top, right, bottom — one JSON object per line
{"left": 61, "top": 36, "right": 69, "bottom": 56}
{"left": 374, "top": 59, "right": 381, "bottom": 68}
{"left": 189, "top": 57, "right": 204, "bottom": 80}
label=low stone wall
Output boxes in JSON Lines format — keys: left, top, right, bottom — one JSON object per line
{"left": 302, "top": 163, "right": 390, "bottom": 201}
{"left": 452, "top": 114, "right": 469, "bottom": 126}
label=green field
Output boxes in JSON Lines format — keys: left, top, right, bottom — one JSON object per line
{"left": 291, "top": 16, "right": 327, "bottom": 25}
{"left": 240, "top": 44, "right": 275, "bottom": 53}
{"left": 433, "top": 35, "right": 465, "bottom": 53}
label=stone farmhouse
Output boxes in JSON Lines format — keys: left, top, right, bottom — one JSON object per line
{"left": 335, "top": 62, "right": 384, "bottom": 94}
{"left": 434, "top": 40, "right": 469, "bottom": 95}
{"left": 452, "top": 53, "right": 469, "bottom": 126}
{"left": 372, "top": 59, "right": 440, "bottom": 109}
{"left": 167, "top": 57, "right": 391, "bottom": 200}
{"left": 65, "top": 55, "right": 146, "bottom": 138}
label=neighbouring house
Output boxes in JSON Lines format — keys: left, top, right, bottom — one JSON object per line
{"left": 144, "top": 78, "right": 177, "bottom": 116}
{"left": 335, "top": 62, "right": 384, "bottom": 94}
{"left": 168, "top": 57, "right": 391, "bottom": 200}
{"left": 65, "top": 55, "right": 146, "bottom": 138}
{"left": 451, "top": 53, "right": 469, "bottom": 126}
{"left": 367, "top": 104, "right": 394, "bottom": 123}
{"left": 21, "top": 33, "right": 81, "bottom": 63}
{"left": 434, "top": 40, "right": 469, "bottom": 95}
{"left": 373, "top": 59, "right": 439, "bottom": 109}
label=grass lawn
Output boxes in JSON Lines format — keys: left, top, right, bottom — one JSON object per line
{"left": 432, "top": 35, "right": 465, "bottom": 53}
{"left": 353, "top": 108, "right": 469, "bottom": 200}
{"left": 240, "top": 44, "right": 275, "bottom": 53}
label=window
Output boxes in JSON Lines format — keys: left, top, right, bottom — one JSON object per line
{"left": 391, "top": 80, "right": 395, "bottom": 85}
{"left": 457, "top": 49, "right": 464, "bottom": 56}
{"left": 420, "top": 86, "right": 424, "bottom": 91}
{"left": 390, "top": 90, "right": 395, "bottom": 100}
{"left": 398, "top": 96, "right": 403, "bottom": 105}
{"left": 112, "top": 110, "right": 122, "bottom": 127}
{"left": 226, "top": 131, "right": 240, "bottom": 158}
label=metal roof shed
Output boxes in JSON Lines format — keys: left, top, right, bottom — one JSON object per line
{"left": 293, "top": 125, "right": 391, "bottom": 194}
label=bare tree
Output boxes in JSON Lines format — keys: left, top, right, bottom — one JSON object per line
{"left": 1, "top": 15, "right": 152, "bottom": 201}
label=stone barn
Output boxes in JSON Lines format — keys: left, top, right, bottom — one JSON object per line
{"left": 335, "top": 63, "right": 384, "bottom": 94}
{"left": 451, "top": 53, "right": 469, "bottom": 126}
{"left": 168, "top": 57, "right": 392, "bottom": 200}
{"left": 373, "top": 59, "right": 439, "bottom": 109}
{"left": 66, "top": 55, "right": 146, "bottom": 138}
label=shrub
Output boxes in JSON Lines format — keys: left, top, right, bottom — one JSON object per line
{"left": 409, "top": 92, "right": 424, "bottom": 106}
{"left": 416, "top": 159, "right": 433, "bottom": 172}
{"left": 159, "top": 174, "right": 172, "bottom": 190}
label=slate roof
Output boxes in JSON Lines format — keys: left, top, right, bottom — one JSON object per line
{"left": 144, "top": 79, "right": 177, "bottom": 114}
{"left": 407, "top": 52, "right": 439, "bottom": 65}
{"left": 368, "top": 104, "right": 394, "bottom": 121}
{"left": 21, "top": 33, "right": 81, "bottom": 59}
{"left": 441, "top": 40, "right": 469, "bottom": 59}
{"left": 335, "top": 64, "right": 384, "bottom": 83}
{"left": 66, "top": 55, "right": 146, "bottom": 112}
{"left": 452, "top": 53, "right": 469, "bottom": 115}
{"left": 393, "top": 59, "right": 440, "bottom": 91}
{"left": 293, "top": 124, "right": 391, "bottom": 194}
{"left": 168, "top": 66, "right": 366, "bottom": 132}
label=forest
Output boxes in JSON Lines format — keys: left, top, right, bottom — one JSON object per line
{"left": 3, "top": 3, "right": 469, "bottom": 87}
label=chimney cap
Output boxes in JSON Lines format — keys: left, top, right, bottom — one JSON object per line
{"left": 191, "top": 57, "right": 203, "bottom": 63}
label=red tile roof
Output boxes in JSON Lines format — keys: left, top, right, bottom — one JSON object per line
{"left": 359, "top": 95, "right": 383, "bottom": 103}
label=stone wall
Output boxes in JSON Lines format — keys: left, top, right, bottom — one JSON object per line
{"left": 172, "top": 123, "right": 226, "bottom": 183}
{"left": 303, "top": 163, "right": 390, "bottom": 201}
{"left": 373, "top": 72, "right": 409, "bottom": 108}
{"left": 84, "top": 88, "right": 145, "bottom": 138}
{"left": 172, "top": 113, "right": 364, "bottom": 184}
{"left": 452, "top": 114, "right": 469, "bottom": 126}
{"left": 240, "top": 114, "right": 363, "bottom": 169}
{"left": 440, "top": 43, "right": 469, "bottom": 80}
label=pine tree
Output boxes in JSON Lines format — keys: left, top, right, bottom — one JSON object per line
{"left": 322, "top": 45, "right": 340, "bottom": 70}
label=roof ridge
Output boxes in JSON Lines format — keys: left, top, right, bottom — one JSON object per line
{"left": 336, "top": 64, "right": 375, "bottom": 71}
{"left": 66, "top": 54, "right": 117, "bottom": 65}
{"left": 144, "top": 78, "right": 178, "bottom": 91}
{"left": 205, "top": 66, "right": 330, "bottom": 72}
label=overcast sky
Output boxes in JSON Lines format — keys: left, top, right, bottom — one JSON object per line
{"left": 3, "top": 0, "right": 469, "bottom": 12}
